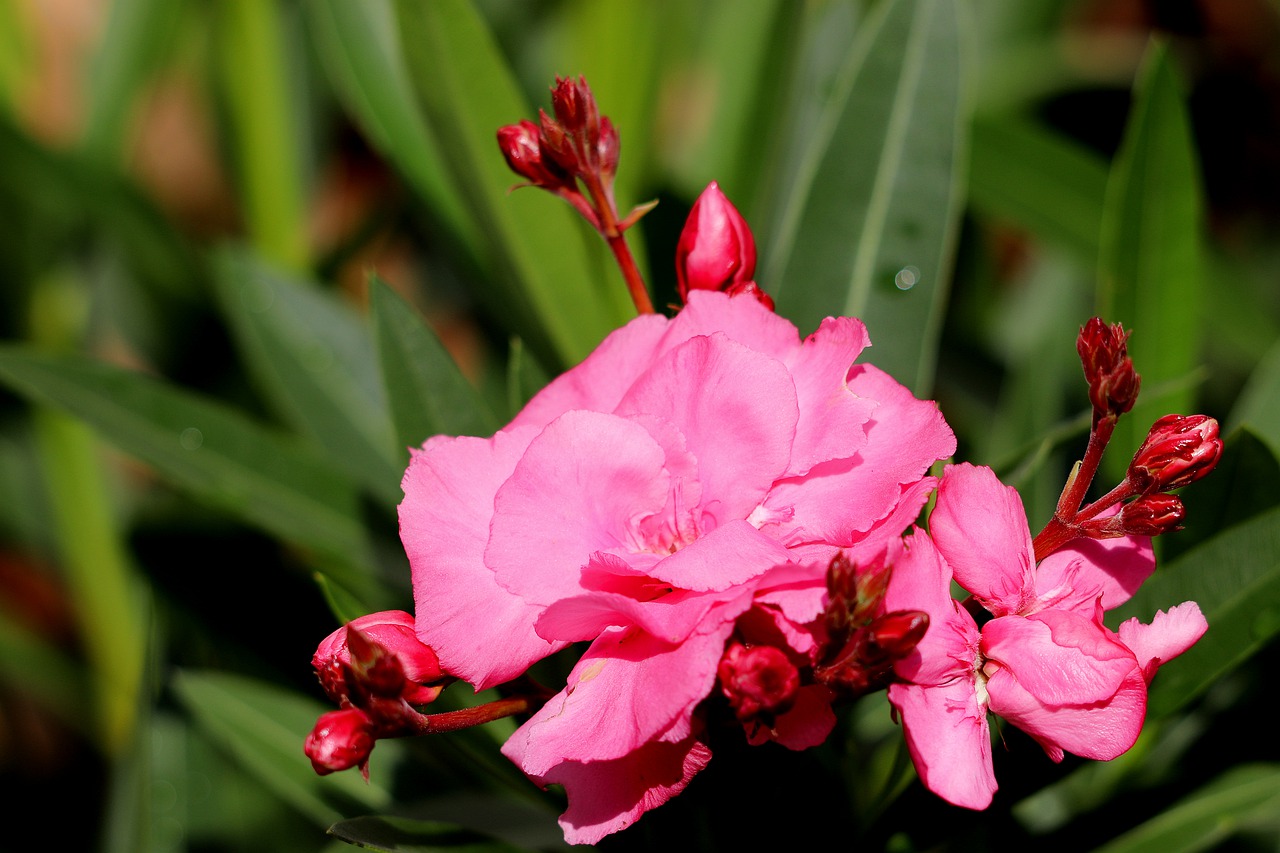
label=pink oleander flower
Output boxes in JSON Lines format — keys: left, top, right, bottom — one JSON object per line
{"left": 886, "top": 464, "right": 1207, "bottom": 809}
{"left": 399, "top": 290, "right": 955, "bottom": 844}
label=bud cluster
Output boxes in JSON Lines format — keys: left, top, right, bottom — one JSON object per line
{"left": 813, "top": 552, "right": 928, "bottom": 699}
{"left": 304, "top": 611, "right": 448, "bottom": 777}
{"left": 1032, "top": 319, "right": 1222, "bottom": 558}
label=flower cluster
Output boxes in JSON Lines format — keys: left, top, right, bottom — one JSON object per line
{"left": 303, "top": 75, "right": 1221, "bottom": 846}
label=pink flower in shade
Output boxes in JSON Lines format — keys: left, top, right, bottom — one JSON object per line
{"left": 399, "top": 290, "right": 955, "bottom": 844}
{"left": 885, "top": 464, "right": 1208, "bottom": 809}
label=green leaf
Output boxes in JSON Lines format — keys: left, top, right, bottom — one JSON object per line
{"left": 0, "top": 605, "right": 89, "bottom": 736}
{"left": 1094, "top": 763, "right": 1280, "bottom": 853}
{"left": 1229, "top": 337, "right": 1280, "bottom": 462}
{"left": 304, "top": 0, "right": 477, "bottom": 254}
{"left": 171, "top": 669, "right": 399, "bottom": 827}
{"left": 0, "top": 348, "right": 377, "bottom": 584}
{"left": 1110, "top": 504, "right": 1280, "bottom": 717}
{"left": 768, "top": 0, "right": 968, "bottom": 396}
{"left": 213, "top": 249, "right": 402, "bottom": 508}
{"left": 370, "top": 275, "right": 499, "bottom": 456}
{"left": 392, "top": 0, "right": 633, "bottom": 367}
{"left": 968, "top": 113, "right": 1109, "bottom": 262}
{"left": 1097, "top": 41, "right": 1205, "bottom": 474}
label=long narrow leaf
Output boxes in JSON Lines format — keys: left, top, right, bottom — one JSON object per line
{"left": 1097, "top": 42, "right": 1205, "bottom": 473}
{"left": 968, "top": 113, "right": 1109, "bottom": 262}
{"left": 0, "top": 348, "right": 375, "bottom": 580}
{"left": 370, "top": 275, "right": 499, "bottom": 456}
{"left": 1110, "top": 504, "right": 1280, "bottom": 717}
{"left": 171, "top": 669, "right": 398, "bottom": 826}
{"left": 213, "top": 249, "right": 402, "bottom": 508}
{"left": 304, "top": 0, "right": 477, "bottom": 254}
{"left": 1094, "top": 764, "right": 1280, "bottom": 853}
{"left": 392, "top": 0, "right": 633, "bottom": 367}
{"left": 769, "top": 0, "right": 968, "bottom": 395}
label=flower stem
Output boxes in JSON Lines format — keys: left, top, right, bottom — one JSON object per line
{"left": 1033, "top": 414, "right": 1117, "bottom": 561}
{"left": 405, "top": 693, "right": 540, "bottom": 735}
{"left": 581, "top": 173, "right": 654, "bottom": 315}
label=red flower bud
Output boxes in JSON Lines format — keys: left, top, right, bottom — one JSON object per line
{"left": 1118, "top": 493, "right": 1186, "bottom": 536}
{"left": 717, "top": 642, "right": 800, "bottom": 724}
{"left": 312, "top": 611, "right": 445, "bottom": 707}
{"left": 814, "top": 610, "right": 929, "bottom": 697}
{"left": 304, "top": 708, "right": 375, "bottom": 777}
{"left": 1128, "top": 414, "right": 1223, "bottom": 494}
{"left": 496, "top": 119, "right": 573, "bottom": 191}
{"left": 867, "top": 610, "right": 930, "bottom": 661}
{"left": 1077, "top": 318, "right": 1141, "bottom": 417}
{"left": 675, "top": 182, "right": 760, "bottom": 302}
{"left": 551, "top": 75, "right": 597, "bottom": 139}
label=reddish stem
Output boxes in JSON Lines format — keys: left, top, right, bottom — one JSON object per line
{"left": 581, "top": 173, "right": 654, "bottom": 315}
{"left": 1032, "top": 414, "right": 1117, "bottom": 561}
{"left": 404, "top": 693, "right": 540, "bottom": 735}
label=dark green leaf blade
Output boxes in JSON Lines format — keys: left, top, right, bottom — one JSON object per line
{"left": 213, "top": 249, "right": 402, "bottom": 508}
{"left": 370, "top": 275, "right": 499, "bottom": 457}
{"left": 171, "top": 669, "right": 398, "bottom": 826}
{"left": 0, "top": 348, "right": 375, "bottom": 576}
{"left": 769, "top": 0, "right": 968, "bottom": 395}
{"left": 1097, "top": 41, "right": 1206, "bottom": 472}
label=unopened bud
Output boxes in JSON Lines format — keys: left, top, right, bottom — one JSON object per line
{"left": 717, "top": 642, "right": 800, "bottom": 724}
{"left": 305, "top": 708, "right": 374, "bottom": 776}
{"left": 496, "top": 119, "right": 573, "bottom": 190}
{"left": 1128, "top": 415, "right": 1223, "bottom": 494}
{"left": 815, "top": 610, "right": 928, "bottom": 697}
{"left": 1077, "top": 318, "right": 1141, "bottom": 417}
{"left": 675, "top": 182, "right": 759, "bottom": 302}
{"left": 1118, "top": 493, "right": 1185, "bottom": 536}
{"left": 867, "top": 610, "right": 930, "bottom": 661}
{"left": 312, "top": 611, "right": 445, "bottom": 707}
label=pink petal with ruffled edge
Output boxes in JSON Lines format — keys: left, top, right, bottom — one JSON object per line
{"left": 982, "top": 611, "right": 1139, "bottom": 707}
{"left": 510, "top": 620, "right": 737, "bottom": 774}
{"left": 1117, "top": 602, "right": 1208, "bottom": 682}
{"left": 616, "top": 333, "right": 798, "bottom": 526}
{"left": 645, "top": 519, "right": 794, "bottom": 592}
{"left": 761, "top": 367, "right": 953, "bottom": 548}
{"left": 515, "top": 731, "right": 713, "bottom": 847}
{"left": 930, "top": 463, "right": 1035, "bottom": 616}
{"left": 536, "top": 579, "right": 754, "bottom": 646}
{"left": 985, "top": 659, "right": 1146, "bottom": 762}
{"left": 888, "top": 679, "right": 996, "bottom": 810}
{"left": 401, "top": 428, "right": 562, "bottom": 690}
{"left": 1034, "top": 533, "right": 1156, "bottom": 616}
{"left": 777, "top": 316, "right": 876, "bottom": 478}
{"left": 486, "top": 410, "right": 671, "bottom": 608}
{"left": 510, "top": 313, "right": 670, "bottom": 431}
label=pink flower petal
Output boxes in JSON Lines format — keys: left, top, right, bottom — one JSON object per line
{"left": 646, "top": 519, "right": 794, "bottom": 592}
{"left": 512, "top": 731, "right": 712, "bottom": 847}
{"left": 509, "top": 622, "right": 733, "bottom": 775}
{"left": 982, "top": 611, "right": 1139, "bottom": 707}
{"left": 885, "top": 530, "right": 982, "bottom": 687}
{"left": 930, "top": 463, "right": 1035, "bottom": 616}
{"left": 536, "top": 582, "right": 754, "bottom": 646}
{"left": 664, "top": 289, "right": 799, "bottom": 361}
{"left": 778, "top": 316, "right": 876, "bottom": 478}
{"left": 745, "top": 684, "right": 837, "bottom": 749}
{"left": 1117, "top": 602, "right": 1208, "bottom": 682}
{"left": 401, "top": 428, "right": 564, "bottom": 689}
{"left": 510, "top": 313, "right": 670, "bottom": 430}
{"left": 985, "top": 660, "right": 1146, "bottom": 762}
{"left": 888, "top": 679, "right": 996, "bottom": 810}
{"left": 616, "top": 333, "right": 798, "bottom": 526}
{"left": 1034, "top": 533, "right": 1156, "bottom": 615}
{"left": 486, "top": 411, "right": 671, "bottom": 607}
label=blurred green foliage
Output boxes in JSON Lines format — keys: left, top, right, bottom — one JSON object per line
{"left": 0, "top": 1, "right": 1278, "bottom": 851}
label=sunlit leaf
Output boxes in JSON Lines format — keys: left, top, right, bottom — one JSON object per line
{"left": 768, "top": 0, "right": 968, "bottom": 396}
{"left": 392, "top": 0, "right": 633, "bottom": 367}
